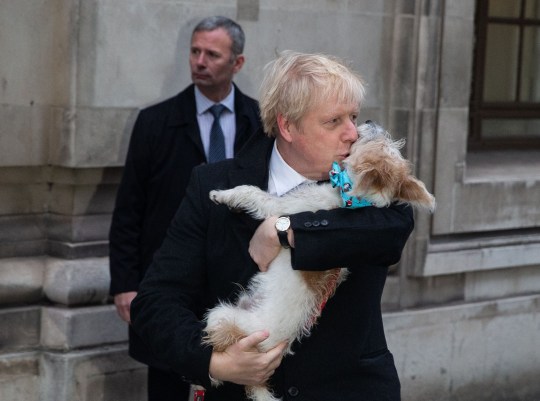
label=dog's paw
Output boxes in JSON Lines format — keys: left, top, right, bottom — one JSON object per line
{"left": 209, "top": 190, "right": 222, "bottom": 204}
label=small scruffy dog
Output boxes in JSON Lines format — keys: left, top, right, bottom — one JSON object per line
{"left": 202, "top": 121, "right": 436, "bottom": 401}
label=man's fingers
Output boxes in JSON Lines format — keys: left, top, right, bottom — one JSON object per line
{"left": 238, "top": 330, "right": 270, "bottom": 351}
{"left": 266, "top": 341, "right": 288, "bottom": 365}
{"left": 113, "top": 292, "right": 137, "bottom": 323}
{"left": 276, "top": 340, "right": 289, "bottom": 355}
{"left": 121, "top": 306, "right": 132, "bottom": 323}
{"left": 114, "top": 304, "right": 130, "bottom": 323}
{"left": 212, "top": 334, "right": 286, "bottom": 386}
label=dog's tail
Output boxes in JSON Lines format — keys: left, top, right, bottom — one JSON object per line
{"left": 245, "top": 385, "right": 282, "bottom": 401}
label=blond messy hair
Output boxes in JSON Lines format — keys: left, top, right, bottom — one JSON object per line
{"left": 259, "top": 50, "right": 366, "bottom": 138}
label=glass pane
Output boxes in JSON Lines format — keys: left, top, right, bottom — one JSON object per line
{"left": 489, "top": 0, "right": 520, "bottom": 17}
{"left": 525, "top": 0, "right": 540, "bottom": 18}
{"left": 521, "top": 27, "right": 540, "bottom": 102}
{"left": 482, "top": 118, "right": 540, "bottom": 139}
{"left": 483, "top": 24, "right": 520, "bottom": 102}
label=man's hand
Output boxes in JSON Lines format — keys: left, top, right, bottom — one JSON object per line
{"left": 249, "top": 216, "right": 294, "bottom": 272}
{"left": 209, "top": 330, "right": 288, "bottom": 386}
{"left": 113, "top": 291, "right": 137, "bottom": 323}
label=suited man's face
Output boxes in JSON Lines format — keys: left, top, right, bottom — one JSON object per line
{"left": 190, "top": 28, "right": 245, "bottom": 102}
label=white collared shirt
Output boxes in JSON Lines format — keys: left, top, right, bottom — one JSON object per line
{"left": 195, "top": 86, "right": 236, "bottom": 160}
{"left": 268, "top": 141, "right": 314, "bottom": 196}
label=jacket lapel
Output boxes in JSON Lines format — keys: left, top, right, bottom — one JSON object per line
{"left": 233, "top": 84, "right": 253, "bottom": 154}
{"left": 229, "top": 131, "right": 273, "bottom": 190}
{"left": 226, "top": 132, "right": 274, "bottom": 230}
{"left": 168, "top": 85, "right": 205, "bottom": 157}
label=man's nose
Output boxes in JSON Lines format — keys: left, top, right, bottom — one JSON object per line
{"left": 195, "top": 53, "right": 206, "bottom": 66}
{"left": 344, "top": 120, "right": 358, "bottom": 142}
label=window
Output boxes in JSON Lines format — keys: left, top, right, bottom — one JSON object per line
{"left": 469, "top": 0, "right": 540, "bottom": 150}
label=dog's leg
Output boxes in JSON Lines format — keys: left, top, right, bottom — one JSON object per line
{"left": 210, "top": 185, "right": 280, "bottom": 219}
{"left": 203, "top": 303, "right": 248, "bottom": 353}
{"left": 210, "top": 183, "right": 341, "bottom": 219}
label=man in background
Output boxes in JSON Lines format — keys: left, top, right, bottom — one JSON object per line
{"left": 109, "top": 16, "right": 262, "bottom": 401}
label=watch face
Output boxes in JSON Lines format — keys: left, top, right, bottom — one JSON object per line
{"left": 275, "top": 216, "right": 290, "bottom": 231}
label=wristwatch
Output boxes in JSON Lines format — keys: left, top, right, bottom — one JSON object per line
{"left": 275, "top": 216, "right": 291, "bottom": 248}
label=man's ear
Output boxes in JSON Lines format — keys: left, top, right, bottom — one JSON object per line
{"left": 277, "top": 113, "right": 293, "bottom": 142}
{"left": 232, "top": 54, "right": 245, "bottom": 74}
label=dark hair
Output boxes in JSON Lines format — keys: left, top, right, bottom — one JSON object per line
{"left": 193, "top": 16, "right": 245, "bottom": 57}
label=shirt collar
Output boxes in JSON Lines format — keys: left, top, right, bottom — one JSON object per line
{"left": 195, "top": 85, "right": 235, "bottom": 115}
{"left": 268, "top": 141, "right": 314, "bottom": 196}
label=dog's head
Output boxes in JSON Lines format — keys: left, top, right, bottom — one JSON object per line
{"left": 343, "top": 121, "right": 436, "bottom": 212}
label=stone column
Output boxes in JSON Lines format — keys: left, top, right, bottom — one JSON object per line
{"left": 0, "top": 1, "right": 144, "bottom": 399}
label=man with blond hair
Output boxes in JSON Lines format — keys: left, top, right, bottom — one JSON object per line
{"left": 131, "top": 51, "right": 414, "bottom": 400}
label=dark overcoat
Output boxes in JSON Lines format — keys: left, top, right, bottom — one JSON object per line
{"left": 109, "top": 83, "right": 262, "bottom": 367}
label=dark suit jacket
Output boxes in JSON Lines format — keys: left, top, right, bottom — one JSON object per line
{"left": 131, "top": 132, "right": 415, "bottom": 400}
{"left": 109, "top": 83, "right": 262, "bottom": 367}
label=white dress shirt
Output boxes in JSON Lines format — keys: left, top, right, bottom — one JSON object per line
{"left": 195, "top": 86, "right": 236, "bottom": 160}
{"left": 268, "top": 141, "right": 314, "bottom": 196}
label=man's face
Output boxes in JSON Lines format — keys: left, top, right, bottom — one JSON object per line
{"left": 189, "top": 28, "right": 244, "bottom": 100}
{"left": 278, "top": 99, "right": 360, "bottom": 181}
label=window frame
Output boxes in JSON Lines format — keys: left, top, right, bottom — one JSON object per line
{"left": 469, "top": 0, "right": 540, "bottom": 150}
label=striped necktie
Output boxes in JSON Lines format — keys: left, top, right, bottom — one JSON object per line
{"left": 208, "top": 104, "right": 226, "bottom": 162}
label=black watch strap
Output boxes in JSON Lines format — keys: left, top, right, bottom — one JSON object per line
{"left": 277, "top": 229, "right": 290, "bottom": 248}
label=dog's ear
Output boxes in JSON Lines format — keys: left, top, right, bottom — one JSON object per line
{"left": 352, "top": 165, "right": 395, "bottom": 207}
{"left": 351, "top": 145, "right": 395, "bottom": 195}
{"left": 397, "top": 176, "right": 436, "bottom": 212}
{"left": 356, "top": 166, "right": 383, "bottom": 192}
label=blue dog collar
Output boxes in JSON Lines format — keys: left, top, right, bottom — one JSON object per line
{"left": 329, "top": 162, "right": 372, "bottom": 208}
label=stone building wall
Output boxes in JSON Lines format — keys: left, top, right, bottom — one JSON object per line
{"left": 1, "top": 1, "right": 539, "bottom": 400}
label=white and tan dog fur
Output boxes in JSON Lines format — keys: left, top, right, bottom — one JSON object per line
{"left": 203, "top": 122, "right": 435, "bottom": 401}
